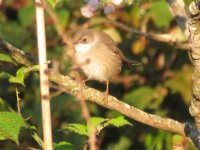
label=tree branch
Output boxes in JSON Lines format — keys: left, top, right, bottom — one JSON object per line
{"left": 107, "top": 17, "right": 190, "bottom": 51}
{"left": 0, "top": 36, "right": 187, "bottom": 137}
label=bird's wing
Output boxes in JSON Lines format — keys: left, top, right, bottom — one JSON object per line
{"left": 105, "top": 43, "right": 142, "bottom": 67}
{"left": 99, "top": 31, "right": 142, "bottom": 67}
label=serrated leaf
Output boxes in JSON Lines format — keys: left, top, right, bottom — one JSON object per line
{"left": 0, "top": 53, "right": 16, "bottom": 65}
{"left": 88, "top": 117, "right": 108, "bottom": 135}
{"left": 7, "top": 65, "right": 38, "bottom": 86}
{"left": 0, "top": 112, "right": 27, "bottom": 145}
{"left": 62, "top": 124, "right": 88, "bottom": 136}
{"left": 89, "top": 117, "right": 107, "bottom": 127}
{"left": 9, "top": 67, "right": 26, "bottom": 86}
{"left": 108, "top": 116, "right": 132, "bottom": 127}
{"left": 54, "top": 141, "right": 74, "bottom": 150}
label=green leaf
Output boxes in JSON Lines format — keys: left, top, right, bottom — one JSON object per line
{"left": 88, "top": 117, "right": 108, "bottom": 135}
{"left": 148, "top": 1, "right": 173, "bottom": 28}
{"left": 18, "top": 5, "right": 34, "bottom": 27}
{"left": 89, "top": 117, "right": 106, "bottom": 128}
{"left": 0, "top": 112, "right": 27, "bottom": 145}
{"left": 62, "top": 124, "right": 88, "bottom": 136}
{"left": 54, "top": 141, "right": 74, "bottom": 150}
{"left": 9, "top": 67, "right": 26, "bottom": 86}
{"left": 108, "top": 116, "right": 132, "bottom": 127}
{"left": 56, "top": 9, "right": 70, "bottom": 27}
{"left": 8, "top": 65, "right": 39, "bottom": 86}
{"left": 0, "top": 53, "right": 16, "bottom": 65}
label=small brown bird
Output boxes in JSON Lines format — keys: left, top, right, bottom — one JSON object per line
{"left": 72, "top": 29, "right": 140, "bottom": 100}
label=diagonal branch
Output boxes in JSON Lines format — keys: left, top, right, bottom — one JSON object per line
{"left": 0, "top": 35, "right": 186, "bottom": 136}
{"left": 108, "top": 18, "right": 190, "bottom": 50}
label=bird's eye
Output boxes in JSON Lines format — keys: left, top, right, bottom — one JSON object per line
{"left": 82, "top": 37, "right": 87, "bottom": 43}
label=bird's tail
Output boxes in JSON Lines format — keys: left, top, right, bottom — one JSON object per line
{"left": 123, "top": 57, "right": 142, "bottom": 69}
{"left": 118, "top": 50, "right": 142, "bottom": 69}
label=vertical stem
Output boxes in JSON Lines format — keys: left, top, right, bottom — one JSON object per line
{"left": 35, "top": 0, "right": 52, "bottom": 150}
{"left": 15, "top": 87, "right": 21, "bottom": 115}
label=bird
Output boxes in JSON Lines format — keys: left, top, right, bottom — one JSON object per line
{"left": 72, "top": 29, "right": 141, "bottom": 102}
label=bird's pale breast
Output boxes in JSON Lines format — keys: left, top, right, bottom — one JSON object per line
{"left": 75, "top": 44, "right": 122, "bottom": 82}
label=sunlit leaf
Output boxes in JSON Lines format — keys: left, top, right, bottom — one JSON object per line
{"left": 88, "top": 117, "right": 108, "bottom": 134}
{"left": 8, "top": 65, "right": 39, "bottom": 87}
{"left": 0, "top": 53, "right": 16, "bottom": 65}
{"left": 9, "top": 67, "right": 26, "bottom": 86}
{"left": 62, "top": 124, "right": 88, "bottom": 136}
{"left": 108, "top": 116, "right": 132, "bottom": 127}
{"left": 89, "top": 117, "right": 106, "bottom": 127}
{"left": 0, "top": 112, "right": 27, "bottom": 145}
{"left": 103, "top": 28, "right": 122, "bottom": 43}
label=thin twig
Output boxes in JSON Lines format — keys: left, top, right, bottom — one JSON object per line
{"left": 41, "top": 1, "right": 98, "bottom": 149}
{"left": 108, "top": 18, "right": 190, "bottom": 50}
{"left": 15, "top": 87, "right": 21, "bottom": 115}
{"left": 35, "top": 0, "right": 52, "bottom": 150}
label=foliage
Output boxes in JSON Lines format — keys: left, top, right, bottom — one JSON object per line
{"left": 61, "top": 116, "right": 132, "bottom": 136}
{"left": 0, "top": 112, "right": 27, "bottom": 145}
{"left": 0, "top": 0, "right": 194, "bottom": 149}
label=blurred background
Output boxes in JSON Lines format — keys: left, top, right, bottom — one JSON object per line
{"left": 0, "top": 0, "right": 195, "bottom": 149}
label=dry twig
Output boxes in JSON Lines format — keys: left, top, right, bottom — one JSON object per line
{"left": 107, "top": 18, "right": 190, "bottom": 50}
{"left": 41, "top": 1, "right": 98, "bottom": 149}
